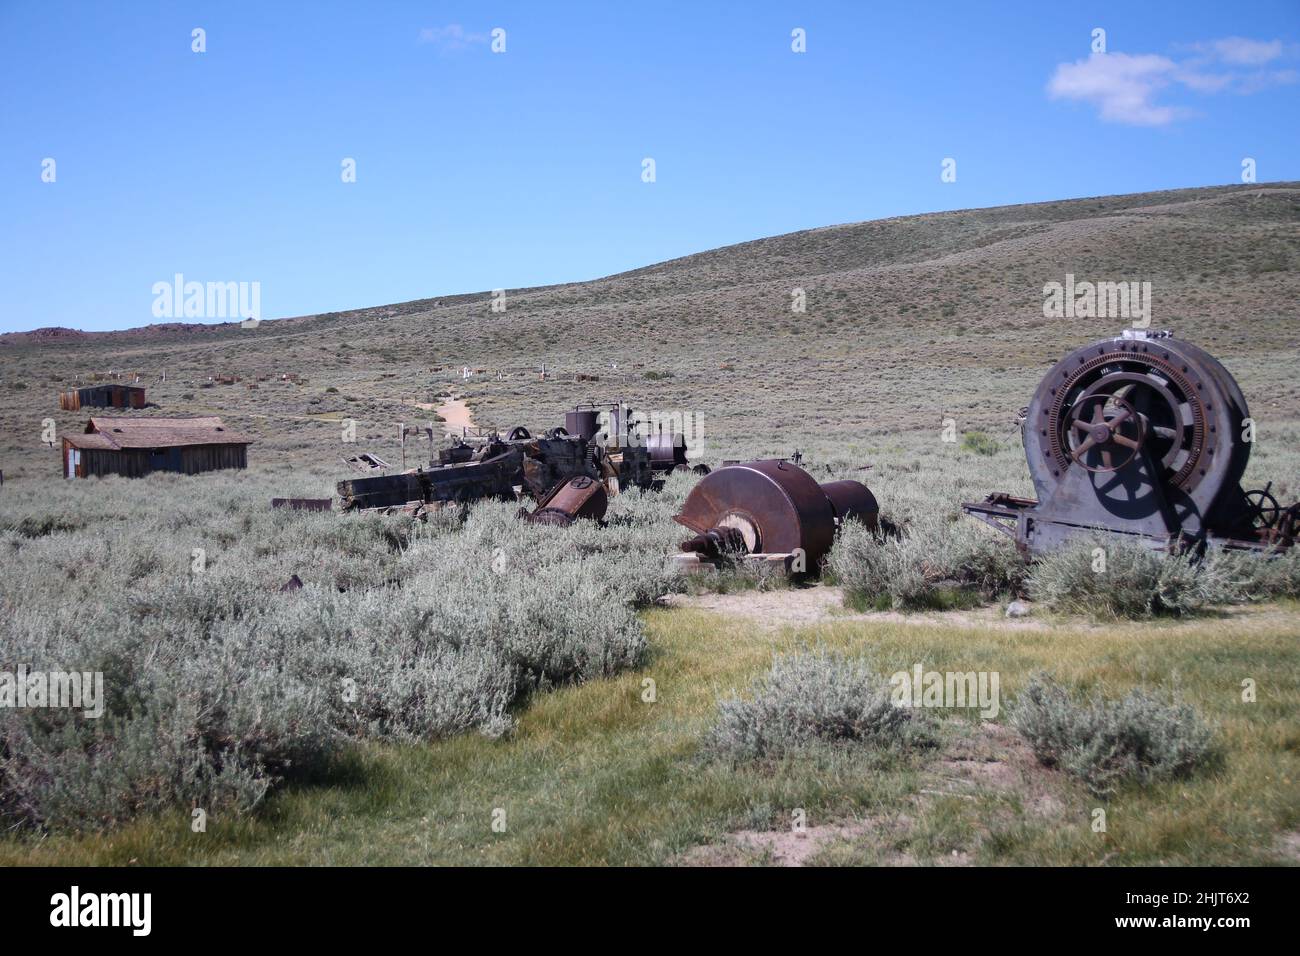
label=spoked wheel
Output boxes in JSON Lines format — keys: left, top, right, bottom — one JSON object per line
{"left": 1065, "top": 394, "right": 1146, "bottom": 473}
{"left": 1243, "top": 483, "right": 1282, "bottom": 529}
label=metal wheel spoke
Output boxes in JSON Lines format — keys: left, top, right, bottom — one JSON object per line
{"left": 1071, "top": 436, "right": 1096, "bottom": 460}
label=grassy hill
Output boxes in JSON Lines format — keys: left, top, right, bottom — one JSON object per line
{"left": 3, "top": 181, "right": 1298, "bottom": 481}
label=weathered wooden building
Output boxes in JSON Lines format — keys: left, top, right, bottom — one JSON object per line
{"left": 59, "top": 384, "right": 147, "bottom": 411}
{"left": 62, "top": 417, "right": 250, "bottom": 479}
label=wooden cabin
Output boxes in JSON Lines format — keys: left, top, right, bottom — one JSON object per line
{"left": 62, "top": 417, "right": 250, "bottom": 479}
{"left": 59, "top": 384, "right": 146, "bottom": 411}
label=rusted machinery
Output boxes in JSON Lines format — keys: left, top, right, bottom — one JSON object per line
{"left": 567, "top": 401, "right": 709, "bottom": 475}
{"left": 520, "top": 475, "right": 609, "bottom": 526}
{"left": 963, "top": 329, "right": 1297, "bottom": 555}
{"left": 335, "top": 402, "right": 659, "bottom": 512}
{"left": 674, "top": 459, "right": 878, "bottom": 571}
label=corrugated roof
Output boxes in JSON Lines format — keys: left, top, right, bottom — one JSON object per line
{"left": 71, "top": 416, "right": 251, "bottom": 449}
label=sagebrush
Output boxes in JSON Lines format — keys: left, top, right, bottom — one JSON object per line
{"left": 700, "top": 649, "right": 938, "bottom": 762}
{"left": 1012, "top": 674, "right": 1217, "bottom": 797}
{"left": 0, "top": 471, "right": 692, "bottom": 830}
{"left": 1025, "top": 538, "right": 1273, "bottom": 618}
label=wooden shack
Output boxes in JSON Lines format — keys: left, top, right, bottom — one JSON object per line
{"left": 59, "top": 384, "right": 146, "bottom": 411}
{"left": 62, "top": 417, "right": 250, "bottom": 479}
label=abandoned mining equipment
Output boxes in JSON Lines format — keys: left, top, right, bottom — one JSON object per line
{"left": 673, "top": 459, "right": 878, "bottom": 573}
{"left": 520, "top": 474, "right": 609, "bottom": 526}
{"left": 335, "top": 402, "right": 661, "bottom": 512}
{"left": 962, "top": 329, "right": 1298, "bottom": 555}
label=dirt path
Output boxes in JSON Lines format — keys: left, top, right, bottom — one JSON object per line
{"left": 413, "top": 396, "right": 477, "bottom": 436}
{"left": 658, "top": 586, "right": 1051, "bottom": 631}
{"left": 659, "top": 585, "right": 1298, "bottom": 634}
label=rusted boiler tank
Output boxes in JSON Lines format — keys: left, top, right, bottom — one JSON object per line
{"left": 674, "top": 459, "right": 877, "bottom": 570}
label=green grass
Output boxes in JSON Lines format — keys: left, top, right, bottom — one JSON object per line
{"left": 3, "top": 603, "right": 1295, "bottom": 866}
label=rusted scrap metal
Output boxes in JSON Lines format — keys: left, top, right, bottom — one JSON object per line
{"left": 521, "top": 475, "right": 608, "bottom": 526}
{"left": 271, "top": 497, "right": 333, "bottom": 512}
{"left": 335, "top": 402, "right": 661, "bottom": 512}
{"left": 341, "top": 453, "right": 391, "bottom": 473}
{"left": 963, "top": 329, "right": 1297, "bottom": 555}
{"left": 646, "top": 432, "right": 710, "bottom": 476}
{"left": 674, "top": 459, "right": 878, "bottom": 573}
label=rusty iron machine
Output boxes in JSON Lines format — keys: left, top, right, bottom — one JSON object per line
{"left": 963, "top": 329, "right": 1297, "bottom": 555}
{"left": 674, "top": 459, "right": 878, "bottom": 572}
{"left": 335, "top": 402, "right": 693, "bottom": 514}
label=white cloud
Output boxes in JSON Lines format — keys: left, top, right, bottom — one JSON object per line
{"left": 1203, "top": 37, "right": 1283, "bottom": 66}
{"left": 1048, "top": 53, "right": 1180, "bottom": 126}
{"left": 1048, "top": 38, "right": 1297, "bottom": 125}
{"left": 418, "top": 24, "right": 489, "bottom": 51}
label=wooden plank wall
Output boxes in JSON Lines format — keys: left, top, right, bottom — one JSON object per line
{"left": 68, "top": 443, "right": 248, "bottom": 478}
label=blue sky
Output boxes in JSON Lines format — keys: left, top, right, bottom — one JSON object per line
{"left": 1, "top": 1, "right": 1297, "bottom": 333}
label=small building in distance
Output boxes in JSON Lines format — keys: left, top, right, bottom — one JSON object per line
{"left": 59, "top": 384, "right": 147, "bottom": 411}
{"left": 62, "top": 416, "right": 251, "bottom": 479}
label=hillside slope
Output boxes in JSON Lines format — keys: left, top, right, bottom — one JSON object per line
{"left": 2, "top": 182, "right": 1297, "bottom": 481}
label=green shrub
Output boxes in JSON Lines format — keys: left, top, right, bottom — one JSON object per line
{"left": 961, "top": 431, "right": 999, "bottom": 456}
{"left": 10, "top": 513, "right": 87, "bottom": 538}
{"left": 700, "top": 650, "right": 937, "bottom": 762}
{"left": 1026, "top": 538, "right": 1244, "bottom": 618}
{"left": 1012, "top": 674, "right": 1216, "bottom": 797}
{"left": 1212, "top": 546, "right": 1300, "bottom": 600}
{"left": 0, "top": 476, "right": 687, "bottom": 831}
{"left": 827, "top": 518, "right": 1025, "bottom": 611}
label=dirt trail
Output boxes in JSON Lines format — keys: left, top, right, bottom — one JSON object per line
{"left": 411, "top": 396, "right": 477, "bottom": 436}
{"left": 659, "top": 586, "right": 1051, "bottom": 631}
{"left": 659, "top": 586, "right": 1297, "bottom": 633}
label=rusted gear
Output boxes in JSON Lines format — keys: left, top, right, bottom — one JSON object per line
{"left": 1043, "top": 345, "right": 1212, "bottom": 492}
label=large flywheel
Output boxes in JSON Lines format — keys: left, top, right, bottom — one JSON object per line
{"left": 964, "top": 330, "right": 1292, "bottom": 554}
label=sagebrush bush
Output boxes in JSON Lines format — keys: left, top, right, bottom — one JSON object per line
{"left": 827, "top": 517, "right": 1025, "bottom": 610}
{"left": 1012, "top": 674, "right": 1216, "bottom": 797}
{"left": 700, "top": 650, "right": 937, "bottom": 762}
{"left": 0, "top": 473, "right": 689, "bottom": 830}
{"left": 1026, "top": 538, "right": 1247, "bottom": 618}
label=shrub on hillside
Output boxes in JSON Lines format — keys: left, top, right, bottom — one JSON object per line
{"left": 1012, "top": 674, "right": 1216, "bottom": 797}
{"left": 1026, "top": 538, "right": 1244, "bottom": 618}
{"left": 700, "top": 650, "right": 937, "bottom": 762}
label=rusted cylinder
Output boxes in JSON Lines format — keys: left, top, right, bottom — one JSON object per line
{"left": 564, "top": 410, "right": 600, "bottom": 441}
{"left": 646, "top": 432, "right": 686, "bottom": 468}
{"left": 525, "top": 474, "right": 608, "bottom": 525}
{"left": 821, "top": 480, "right": 879, "bottom": 531}
{"left": 674, "top": 460, "right": 877, "bottom": 567}
{"left": 674, "top": 459, "right": 836, "bottom": 565}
